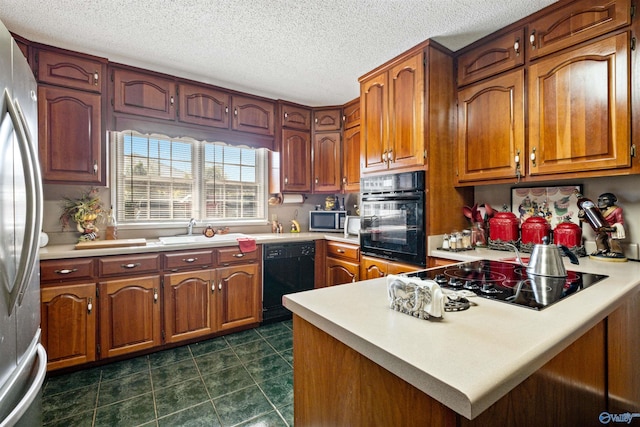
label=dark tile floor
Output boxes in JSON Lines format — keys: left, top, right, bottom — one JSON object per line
{"left": 41, "top": 320, "right": 294, "bottom": 426}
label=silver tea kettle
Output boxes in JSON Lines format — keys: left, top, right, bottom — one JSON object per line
{"left": 508, "top": 237, "right": 579, "bottom": 277}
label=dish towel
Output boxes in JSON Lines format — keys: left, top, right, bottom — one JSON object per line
{"left": 237, "top": 237, "right": 257, "bottom": 253}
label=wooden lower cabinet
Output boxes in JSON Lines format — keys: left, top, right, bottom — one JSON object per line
{"left": 163, "top": 270, "right": 216, "bottom": 344}
{"left": 41, "top": 283, "right": 96, "bottom": 371}
{"left": 217, "top": 264, "right": 261, "bottom": 331}
{"left": 98, "top": 275, "right": 162, "bottom": 359}
{"left": 325, "top": 241, "right": 360, "bottom": 286}
{"left": 293, "top": 314, "right": 607, "bottom": 427}
{"left": 360, "top": 255, "right": 419, "bottom": 279}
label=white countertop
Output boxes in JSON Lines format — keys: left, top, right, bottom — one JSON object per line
{"left": 39, "top": 232, "right": 359, "bottom": 260}
{"left": 283, "top": 247, "right": 640, "bottom": 419}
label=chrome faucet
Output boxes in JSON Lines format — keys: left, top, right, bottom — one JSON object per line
{"left": 187, "top": 218, "right": 197, "bottom": 235}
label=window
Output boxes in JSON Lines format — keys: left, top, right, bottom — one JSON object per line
{"left": 111, "top": 131, "right": 267, "bottom": 226}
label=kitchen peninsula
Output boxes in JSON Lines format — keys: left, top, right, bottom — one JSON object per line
{"left": 283, "top": 250, "right": 640, "bottom": 426}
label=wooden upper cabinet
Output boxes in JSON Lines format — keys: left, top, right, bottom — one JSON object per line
{"left": 313, "top": 131, "right": 341, "bottom": 193}
{"left": 342, "top": 98, "right": 360, "bottom": 129}
{"left": 342, "top": 126, "right": 361, "bottom": 192}
{"left": 177, "top": 82, "right": 230, "bottom": 129}
{"left": 281, "top": 103, "right": 311, "bottom": 130}
{"left": 38, "top": 85, "right": 103, "bottom": 184}
{"left": 280, "top": 129, "right": 312, "bottom": 192}
{"left": 36, "top": 49, "right": 105, "bottom": 93}
{"left": 361, "top": 52, "right": 425, "bottom": 173}
{"left": 388, "top": 54, "right": 425, "bottom": 170}
{"left": 360, "top": 71, "right": 388, "bottom": 172}
{"left": 528, "top": 0, "right": 631, "bottom": 59}
{"left": 457, "top": 70, "right": 525, "bottom": 184}
{"left": 231, "top": 95, "right": 275, "bottom": 136}
{"left": 313, "top": 108, "right": 342, "bottom": 132}
{"left": 456, "top": 28, "right": 525, "bottom": 87}
{"left": 528, "top": 32, "right": 631, "bottom": 176}
{"left": 112, "top": 68, "right": 176, "bottom": 120}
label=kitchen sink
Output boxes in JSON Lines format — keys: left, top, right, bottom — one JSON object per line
{"left": 158, "top": 233, "right": 250, "bottom": 245}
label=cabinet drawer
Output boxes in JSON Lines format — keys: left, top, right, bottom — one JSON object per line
{"left": 281, "top": 103, "right": 312, "bottom": 130}
{"left": 99, "top": 254, "right": 161, "bottom": 277}
{"left": 36, "top": 49, "right": 105, "bottom": 93}
{"left": 326, "top": 241, "right": 359, "bottom": 262}
{"left": 314, "top": 108, "right": 342, "bottom": 132}
{"left": 217, "top": 246, "right": 259, "bottom": 266}
{"left": 164, "top": 250, "right": 214, "bottom": 271}
{"left": 41, "top": 258, "right": 95, "bottom": 282}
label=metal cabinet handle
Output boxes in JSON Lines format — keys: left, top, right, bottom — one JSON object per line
{"left": 121, "top": 263, "right": 141, "bottom": 269}
{"left": 87, "top": 297, "right": 93, "bottom": 314}
{"left": 284, "top": 177, "right": 288, "bottom": 184}
{"left": 93, "top": 161, "right": 98, "bottom": 174}
{"left": 514, "top": 38, "right": 520, "bottom": 56}
{"left": 225, "top": 106, "right": 229, "bottom": 114}
{"left": 54, "top": 268, "right": 77, "bottom": 275}
{"left": 154, "top": 288, "right": 158, "bottom": 302}
{"left": 315, "top": 177, "right": 319, "bottom": 184}
{"left": 343, "top": 177, "right": 347, "bottom": 184}
{"left": 94, "top": 71, "right": 99, "bottom": 85}
{"left": 234, "top": 108, "right": 238, "bottom": 116}
{"left": 182, "top": 258, "right": 197, "bottom": 263}
{"left": 218, "top": 282, "right": 222, "bottom": 291}
{"left": 232, "top": 253, "right": 244, "bottom": 258}
{"left": 170, "top": 96, "right": 174, "bottom": 106}
{"left": 211, "top": 282, "right": 215, "bottom": 293}
{"left": 337, "top": 249, "right": 345, "bottom": 253}
{"left": 284, "top": 112, "right": 288, "bottom": 119}
{"left": 381, "top": 151, "right": 387, "bottom": 163}
{"left": 514, "top": 149, "right": 521, "bottom": 183}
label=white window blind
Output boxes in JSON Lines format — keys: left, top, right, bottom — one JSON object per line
{"left": 111, "top": 131, "right": 267, "bottom": 225}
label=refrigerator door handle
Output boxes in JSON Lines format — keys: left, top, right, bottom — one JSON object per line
{"left": 0, "top": 343, "right": 47, "bottom": 427}
{"left": 2, "top": 88, "right": 43, "bottom": 314}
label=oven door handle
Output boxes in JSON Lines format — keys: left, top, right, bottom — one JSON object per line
{"left": 362, "top": 194, "right": 422, "bottom": 202}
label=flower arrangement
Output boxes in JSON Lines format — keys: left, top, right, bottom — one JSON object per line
{"left": 59, "top": 188, "right": 105, "bottom": 240}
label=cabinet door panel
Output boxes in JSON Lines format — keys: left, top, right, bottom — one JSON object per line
{"left": 361, "top": 73, "right": 388, "bottom": 172}
{"left": 282, "top": 104, "right": 311, "bottom": 130}
{"left": 113, "top": 69, "right": 176, "bottom": 120}
{"left": 326, "top": 259, "right": 359, "bottom": 286}
{"left": 457, "top": 70, "right": 525, "bottom": 183}
{"left": 99, "top": 276, "right": 161, "bottom": 358}
{"left": 457, "top": 28, "right": 525, "bottom": 86}
{"left": 178, "top": 83, "right": 230, "bottom": 128}
{"left": 342, "top": 126, "right": 361, "bottom": 192}
{"left": 281, "top": 129, "right": 311, "bottom": 192}
{"left": 164, "top": 270, "right": 216, "bottom": 343}
{"left": 528, "top": 0, "right": 631, "bottom": 59}
{"left": 41, "top": 283, "right": 96, "bottom": 371}
{"left": 37, "top": 49, "right": 104, "bottom": 92}
{"left": 314, "top": 108, "right": 342, "bottom": 132}
{"left": 38, "top": 86, "right": 103, "bottom": 184}
{"left": 313, "top": 132, "right": 341, "bottom": 193}
{"left": 217, "top": 264, "right": 260, "bottom": 331}
{"left": 388, "top": 54, "right": 424, "bottom": 170}
{"left": 232, "top": 96, "right": 275, "bottom": 136}
{"left": 528, "top": 33, "right": 630, "bottom": 175}
{"left": 342, "top": 98, "right": 360, "bottom": 129}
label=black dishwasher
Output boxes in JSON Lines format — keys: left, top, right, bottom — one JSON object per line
{"left": 262, "top": 242, "right": 315, "bottom": 324}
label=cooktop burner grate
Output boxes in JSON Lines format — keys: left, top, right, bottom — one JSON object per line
{"left": 404, "top": 259, "right": 608, "bottom": 310}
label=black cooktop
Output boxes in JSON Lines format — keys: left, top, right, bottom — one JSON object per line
{"left": 404, "top": 259, "right": 608, "bottom": 310}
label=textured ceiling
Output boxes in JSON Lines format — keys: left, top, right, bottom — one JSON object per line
{"left": 1, "top": 0, "right": 557, "bottom": 106}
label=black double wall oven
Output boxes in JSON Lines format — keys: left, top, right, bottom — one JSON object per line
{"left": 360, "top": 171, "right": 426, "bottom": 267}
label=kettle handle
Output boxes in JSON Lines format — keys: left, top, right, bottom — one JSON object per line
{"left": 558, "top": 245, "right": 580, "bottom": 265}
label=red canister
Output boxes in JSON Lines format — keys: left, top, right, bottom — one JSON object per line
{"left": 553, "top": 220, "right": 582, "bottom": 248}
{"left": 489, "top": 211, "right": 519, "bottom": 243}
{"left": 521, "top": 216, "right": 551, "bottom": 245}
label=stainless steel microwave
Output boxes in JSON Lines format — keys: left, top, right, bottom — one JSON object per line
{"left": 309, "top": 210, "right": 347, "bottom": 232}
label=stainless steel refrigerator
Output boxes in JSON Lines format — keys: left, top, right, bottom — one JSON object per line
{"left": 0, "top": 19, "right": 47, "bottom": 427}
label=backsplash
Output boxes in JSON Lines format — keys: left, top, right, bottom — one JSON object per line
{"left": 474, "top": 175, "right": 640, "bottom": 259}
